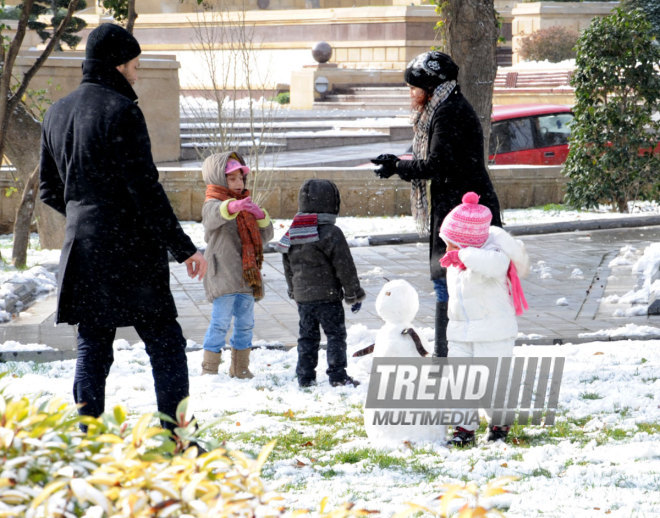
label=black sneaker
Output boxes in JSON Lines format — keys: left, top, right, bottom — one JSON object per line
{"left": 298, "top": 379, "right": 316, "bottom": 388}
{"left": 450, "top": 427, "right": 476, "bottom": 448}
{"left": 487, "top": 425, "right": 510, "bottom": 442}
{"left": 330, "top": 376, "right": 361, "bottom": 387}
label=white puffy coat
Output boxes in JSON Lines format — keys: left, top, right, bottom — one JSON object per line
{"left": 446, "top": 226, "right": 530, "bottom": 343}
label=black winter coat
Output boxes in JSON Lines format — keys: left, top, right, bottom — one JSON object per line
{"left": 395, "top": 86, "right": 502, "bottom": 280}
{"left": 282, "top": 179, "right": 365, "bottom": 305}
{"left": 39, "top": 60, "right": 197, "bottom": 327}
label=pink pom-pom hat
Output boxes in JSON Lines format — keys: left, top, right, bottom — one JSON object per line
{"left": 439, "top": 192, "right": 492, "bottom": 248}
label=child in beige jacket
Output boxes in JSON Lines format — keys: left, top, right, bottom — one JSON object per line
{"left": 200, "top": 151, "right": 274, "bottom": 378}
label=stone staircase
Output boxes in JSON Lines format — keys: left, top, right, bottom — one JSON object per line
{"left": 313, "top": 85, "right": 410, "bottom": 111}
{"left": 178, "top": 108, "right": 412, "bottom": 161}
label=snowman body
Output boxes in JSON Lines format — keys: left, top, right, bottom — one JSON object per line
{"left": 364, "top": 279, "right": 448, "bottom": 446}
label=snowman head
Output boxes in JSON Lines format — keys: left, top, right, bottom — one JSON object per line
{"left": 375, "top": 279, "right": 419, "bottom": 326}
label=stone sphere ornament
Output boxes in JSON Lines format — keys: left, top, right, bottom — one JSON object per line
{"left": 312, "top": 41, "right": 332, "bottom": 64}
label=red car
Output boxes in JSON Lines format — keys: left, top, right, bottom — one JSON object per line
{"left": 370, "top": 103, "right": 656, "bottom": 167}
{"left": 488, "top": 104, "right": 573, "bottom": 166}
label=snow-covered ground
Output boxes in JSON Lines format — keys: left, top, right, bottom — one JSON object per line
{"left": 1, "top": 335, "right": 660, "bottom": 516}
{"left": 1, "top": 203, "right": 660, "bottom": 515}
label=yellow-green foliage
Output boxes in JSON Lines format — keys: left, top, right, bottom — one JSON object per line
{"left": 396, "top": 477, "right": 517, "bottom": 518}
{"left": 0, "top": 381, "right": 280, "bottom": 516}
{"left": 0, "top": 376, "right": 514, "bottom": 517}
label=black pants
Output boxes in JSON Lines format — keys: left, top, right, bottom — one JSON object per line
{"left": 74, "top": 319, "right": 190, "bottom": 431}
{"left": 296, "top": 300, "right": 348, "bottom": 384}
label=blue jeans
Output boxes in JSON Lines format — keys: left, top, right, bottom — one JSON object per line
{"left": 433, "top": 278, "right": 449, "bottom": 303}
{"left": 203, "top": 293, "right": 255, "bottom": 352}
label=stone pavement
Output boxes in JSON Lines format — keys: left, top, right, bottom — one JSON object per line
{"left": 1, "top": 219, "right": 659, "bottom": 362}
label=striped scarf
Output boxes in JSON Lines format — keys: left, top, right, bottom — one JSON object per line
{"left": 275, "top": 212, "right": 337, "bottom": 253}
{"left": 205, "top": 185, "right": 264, "bottom": 300}
{"left": 411, "top": 80, "right": 456, "bottom": 236}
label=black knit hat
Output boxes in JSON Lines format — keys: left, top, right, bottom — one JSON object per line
{"left": 85, "top": 23, "right": 141, "bottom": 67}
{"left": 404, "top": 51, "right": 459, "bottom": 92}
{"left": 298, "top": 179, "right": 341, "bottom": 215}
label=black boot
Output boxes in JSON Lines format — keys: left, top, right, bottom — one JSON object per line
{"left": 450, "top": 427, "right": 476, "bottom": 448}
{"left": 433, "top": 301, "right": 449, "bottom": 357}
{"left": 487, "top": 425, "right": 510, "bottom": 442}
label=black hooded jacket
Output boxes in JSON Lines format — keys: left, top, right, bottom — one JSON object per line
{"left": 39, "top": 60, "right": 197, "bottom": 326}
{"left": 395, "top": 86, "right": 502, "bottom": 280}
{"left": 282, "top": 179, "right": 366, "bottom": 304}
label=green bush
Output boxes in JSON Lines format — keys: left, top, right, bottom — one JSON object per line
{"left": 563, "top": 7, "right": 660, "bottom": 212}
{"left": 518, "top": 25, "right": 578, "bottom": 63}
{"left": 623, "top": 0, "right": 660, "bottom": 39}
{"left": 274, "top": 91, "right": 290, "bottom": 105}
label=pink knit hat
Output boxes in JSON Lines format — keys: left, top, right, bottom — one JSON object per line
{"left": 439, "top": 192, "right": 492, "bottom": 248}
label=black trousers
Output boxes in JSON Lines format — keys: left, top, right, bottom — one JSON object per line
{"left": 74, "top": 318, "right": 190, "bottom": 431}
{"left": 296, "top": 300, "right": 348, "bottom": 384}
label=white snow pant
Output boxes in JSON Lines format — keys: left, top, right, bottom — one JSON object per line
{"left": 448, "top": 339, "right": 515, "bottom": 432}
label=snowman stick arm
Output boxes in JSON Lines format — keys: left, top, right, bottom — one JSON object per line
{"left": 402, "top": 328, "right": 429, "bottom": 357}
{"left": 352, "top": 343, "right": 375, "bottom": 357}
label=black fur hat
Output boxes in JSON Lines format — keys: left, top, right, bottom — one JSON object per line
{"left": 404, "top": 51, "right": 459, "bottom": 92}
{"left": 85, "top": 23, "right": 141, "bottom": 67}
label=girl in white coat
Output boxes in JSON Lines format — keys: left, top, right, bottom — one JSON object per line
{"left": 439, "top": 192, "right": 530, "bottom": 447}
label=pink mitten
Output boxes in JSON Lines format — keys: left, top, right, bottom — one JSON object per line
{"left": 227, "top": 197, "right": 251, "bottom": 214}
{"left": 244, "top": 201, "right": 265, "bottom": 219}
{"left": 440, "top": 250, "right": 466, "bottom": 270}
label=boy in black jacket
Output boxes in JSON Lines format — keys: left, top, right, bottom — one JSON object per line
{"left": 276, "top": 179, "right": 365, "bottom": 388}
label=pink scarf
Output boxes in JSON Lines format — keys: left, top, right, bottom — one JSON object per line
{"left": 508, "top": 262, "right": 528, "bottom": 316}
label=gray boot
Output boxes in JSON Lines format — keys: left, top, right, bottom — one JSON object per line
{"left": 201, "top": 350, "right": 222, "bottom": 375}
{"left": 434, "top": 301, "right": 449, "bottom": 358}
{"left": 230, "top": 348, "right": 254, "bottom": 379}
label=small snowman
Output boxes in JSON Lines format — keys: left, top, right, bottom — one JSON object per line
{"left": 360, "top": 279, "right": 447, "bottom": 446}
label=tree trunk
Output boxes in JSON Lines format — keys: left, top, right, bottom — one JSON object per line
{"left": 444, "top": 0, "right": 498, "bottom": 159}
{"left": 126, "top": 0, "right": 138, "bottom": 34}
{"left": 4, "top": 101, "right": 65, "bottom": 249}
{"left": 12, "top": 165, "right": 39, "bottom": 268}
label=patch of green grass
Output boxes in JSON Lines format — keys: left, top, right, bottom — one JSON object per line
{"left": 333, "top": 449, "right": 368, "bottom": 464}
{"left": 580, "top": 375, "right": 600, "bottom": 384}
{"left": 580, "top": 392, "right": 603, "bottom": 400}
{"left": 0, "top": 362, "right": 59, "bottom": 377}
{"left": 542, "top": 203, "right": 567, "bottom": 211}
{"left": 640, "top": 357, "right": 648, "bottom": 364}
{"left": 616, "top": 406, "right": 631, "bottom": 418}
{"left": 278, "top": 479, "right": 307, "bottom": 491}
{"left": 510, "top": 452, "right": 524, "bottom": 462}
{"left": 530, "top": 468, "right": 552, "bottom": 478}
{"left": 637, "top": 423, "right": 660, "bottom": 435}
{"left": 321, "top": 468, "right": 339, "bottom": 479}
{"left": 372, "top": 452, "right": 408, "bottom": 470}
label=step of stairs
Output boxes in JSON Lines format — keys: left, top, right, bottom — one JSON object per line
{"left": 178, "top": 105, "right": 413, "bottom": 160}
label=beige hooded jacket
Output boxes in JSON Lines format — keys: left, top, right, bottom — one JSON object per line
{"left": 201, "top": 152, "right": 274, "bottom": 302}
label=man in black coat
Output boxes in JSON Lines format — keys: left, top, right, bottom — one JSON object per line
{"left": 372, "top": 51, "right": 501, "bottom": 359}
{"left": 40, "top": 23, "right": 207, "bottom": 432}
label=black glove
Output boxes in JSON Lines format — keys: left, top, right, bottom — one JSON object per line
{"left": 371, "top": 154, "right": 399, "bottom": 179}
{"left": 370, "top": 153, "right": 400, "bottom": 166}
{"left": 351, "top": 302, "right": 362, "bottom": 314}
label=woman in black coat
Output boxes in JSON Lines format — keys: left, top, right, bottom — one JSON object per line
{"left": 39, "top": 23, "right": 206, "bottom": 432}
{"left": 373, "top": 51, "right": 502, "bottom": 358}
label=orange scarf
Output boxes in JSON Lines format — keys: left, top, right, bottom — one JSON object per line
{"left": 205, "top": 184, "right": 264, "bottom": 300}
